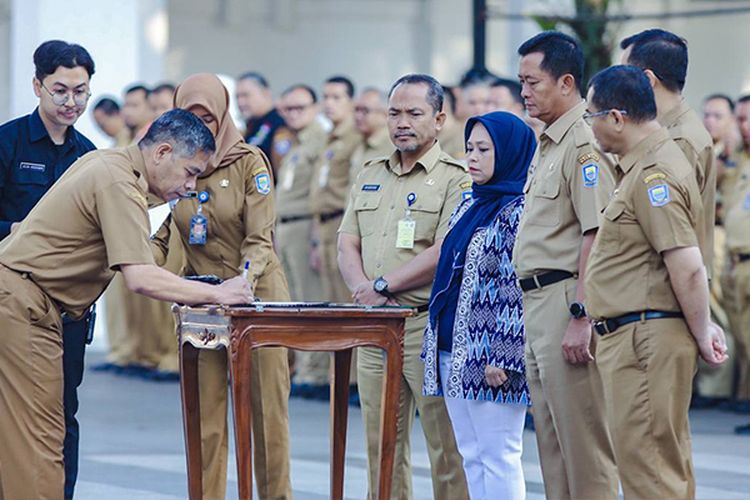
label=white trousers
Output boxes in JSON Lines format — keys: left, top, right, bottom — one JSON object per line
{"left": 439, "top": 351, "right": 527, "bottom": 500}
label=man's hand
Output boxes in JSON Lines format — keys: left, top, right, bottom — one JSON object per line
{"left": 485, "top": 365, "right": 508, "bottom": 387}
{"left": 352, "top": 281, "right": 388, "bottom": 306}
{"left": 697, "top": 320, "right": 729, "bottom": 367}
{"left": 561, "top": 317, "right": 594, "bottom": 364}
{"left": 214, "top": 276, "right": 254, "bottom": 305}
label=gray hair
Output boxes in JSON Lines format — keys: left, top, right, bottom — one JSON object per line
{"left": 138, "top": 109, "right": 216, "bottom": 158}
{"left": 388, "top": 74, "right": 444, "bottom": 114}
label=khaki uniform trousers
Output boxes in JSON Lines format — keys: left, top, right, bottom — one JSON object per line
{"left": 596, "top": 317, "right": 698, "bottom": 499}
{"left": 698, "top": 227, "right": 735, "bottom": 398}
{"left": 357, "top": 311, "right": 468, "bottom": 500}
{"left": 318, "top": 214, "right": 351, "bottom": 303}
{"left": 0, "top": 267, "right": 65, "bottom": 500}
{"left": 732, "top": 259, "right": 750, "bottom": 400}
{"left": 522, "top": 278, "right": 618, "bottom": 500}
{"left": 276, "top": 218, "right": 328, "bottom": 385}
{"left": 198, "top": 266, "right": 292, "bottom": 500}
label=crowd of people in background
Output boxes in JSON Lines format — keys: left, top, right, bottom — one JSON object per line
{"left": 2, "top": 25, "right": 750, "bottom": 500}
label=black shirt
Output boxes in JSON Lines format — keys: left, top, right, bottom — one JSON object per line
{"left": 0, "top": 107, "right": 96, "bottom": 239}
{"left": 244, "top": 108, "right": 285, "bottom": 164}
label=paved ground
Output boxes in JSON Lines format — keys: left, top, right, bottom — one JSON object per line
{"left": 73, "top": 351, "right": 750, "bottom": 500}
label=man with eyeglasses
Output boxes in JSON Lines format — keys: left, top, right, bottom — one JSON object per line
{"left": 513, "top": 31, "right": 618, "bottom": 500}
{"left": 0, "top": 39, "right": 95, "bottom": 500}
{"left": 584, "top": 64, "right": 728, "bottom": 499}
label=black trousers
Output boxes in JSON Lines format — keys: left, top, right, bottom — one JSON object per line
{"left": 62, "top": 313, "right": 89, "bottom": 499}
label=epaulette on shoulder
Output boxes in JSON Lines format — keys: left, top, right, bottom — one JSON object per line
{"left": 363, "top": 156, "right": 388, "bottom": 168}
{"left": 572, "top": 119, "right": 593, "bottom": 148}
{"left": 439, "top": 152, "right": 468, "bottom": 171}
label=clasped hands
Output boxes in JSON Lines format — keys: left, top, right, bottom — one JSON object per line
{"left": 351, "top": 280, "right": 399, "bottom": 306}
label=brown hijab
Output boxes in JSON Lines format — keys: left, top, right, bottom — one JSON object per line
{"left": 174, "top": 73, "right": 252, "bottom": 177}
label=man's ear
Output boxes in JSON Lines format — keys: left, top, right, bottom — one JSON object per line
{"left": 559, "top": 74, "right": 577, "bottom": 97}
{"left": 434, "top": 110, "right": 447, "bottom": 131}
{"left": 611, "top": 109, "right": 627, "bottom": 132}
{"left": 32, "top": 77, "right": 42, "bottom": 99}
{"left": 643, "top": 69, "right": 658, "bottom": 89}
{"left": 153, "top": 142, "right": 174, "bottom": 164}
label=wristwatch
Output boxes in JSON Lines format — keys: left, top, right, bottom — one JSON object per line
{"left": 569, "top": 301, "right": 587, "bottom": 319}
{"left": 373, "top": 276, "right": 390, "bottom": 296}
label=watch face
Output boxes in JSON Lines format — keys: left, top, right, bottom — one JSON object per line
{"left": 374, "top": 278, "right": 387, "bottom": 292}
{"left": 570, "top": 302, "right": 585, "bottom": 318}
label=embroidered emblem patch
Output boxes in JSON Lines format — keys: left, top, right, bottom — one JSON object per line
{"left": 647, "top": 183, "right": 670, "bottom": 207}
{"left": 326, "top": 149, "right": 334, "bottom": 160}
{"left": 462, "top": 191, "right": 472, "bottom": 200}
{"left": 581, "top": 163, "right": 599, "bottom": 188}
{"left": 274, "top": 139, "right": 291, "bottom": 155}
{"left": 577, "top": 152, "right": 600, "bottom": 164}
{"left": 362, "top": 184, "right": 381, "bottom": 192}
{"left": 460, "top": 181, "right": 472, "bottom": 190}
{"left": 643, "top": 172, "right": 667, "bottom": 184}
{"left": 255, "top": 173, "right": 271, "bottom": 195}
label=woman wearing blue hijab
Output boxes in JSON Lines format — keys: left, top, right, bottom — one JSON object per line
{"left": 422, "top": 111, "right": 536, "bottom": 499}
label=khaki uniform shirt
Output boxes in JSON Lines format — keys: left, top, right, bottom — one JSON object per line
{"left": 0, "top": 144, "right": 155, "bottom": 319}
{"left": 269, "top": 126, "right": 295, "bottom": 177}
{"left": 350, "top": 126, "right": 392, "bottom": 180}
{"left": 723, "top": 150, "right": 750, "bottom": 253}
{"left": 513, "top": 101, "right": 613, "bottom": 278}
{"left": 310, "top": 118, "right": 362, "bottom": 216}
{"left": 152, "top": 147, "right": 281, "bottom": 287}
{"left": 659, "top": 98, "right": 715, "bottom": 274}
{"left": 438, "top": 120, "right": 465, "bottom": 160}
{"left": 585, "top": 128, "right": 703, "bottom": 320}
{"left": 339, "top": 141, "right": 471, "bottom": 306}
{"left": 275, "top": 121, "right": 327, "bottom": 218}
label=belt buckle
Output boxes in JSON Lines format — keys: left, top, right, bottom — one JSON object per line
{"left": 594, "top": 319, "right": 612, "bottom": 335}
{"left": 532, "top": 274, "right": 542, "bottom": 290}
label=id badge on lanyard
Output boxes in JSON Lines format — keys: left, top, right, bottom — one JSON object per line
{"left": 189, "top": 191, "right": 210, "bottom": 245}
{"left": 396, "top": 192, "right": 417, "bottom": 249}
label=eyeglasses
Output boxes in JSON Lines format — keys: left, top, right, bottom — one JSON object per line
{"left": 583, "top": 109, "right": 628, "bottom": 125}
{"left": 40, "top": 83, "right": 92, "bottom": 107}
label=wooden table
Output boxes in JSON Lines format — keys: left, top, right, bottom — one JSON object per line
{"left": 173, "top": 303, "right": 413, "bottom": 500}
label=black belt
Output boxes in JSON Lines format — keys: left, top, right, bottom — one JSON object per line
{"left": 736, "top": 253, "right": 750, "bottom": 263}
{"left": 279, "top": 214, "right": 312, "bottom": 224}
{"left": 519, "top": 270, "right": 574, "bottom": 292}
{"left": 594, "top": 310, "right": 684, "bottom": 336}
{"left": 320, "top": 209, "right": 345, "bottom": 223}
{"left": 414, "top": 304, "right": 429, "bottom": 313}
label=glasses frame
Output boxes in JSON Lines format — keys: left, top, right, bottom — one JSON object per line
{"left": 583, "top": 109, "right": 628, "bottom": 125}
{"left": 40, "top": 82, "right": 92, "bottom": 107}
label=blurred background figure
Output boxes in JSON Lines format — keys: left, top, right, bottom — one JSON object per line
{"left": 439, "top": 85, "right": 467, "bottom": 159}
{"left": 351, "top": 87, "right": 392, "bottom": 178}
{"left": 148, "top": 82, "right": 176, "bottom": 117}
{"left": 488, "top": 78, "right": 525, "bottom": 116}
{"left": 92, "top": 96, "right": 130, "bottom": 147}
{"left": 122, "top": 84, "right": 153, "bottom": 141}
{"left": 459, "top": 78, "right": 491, "bottom": 119}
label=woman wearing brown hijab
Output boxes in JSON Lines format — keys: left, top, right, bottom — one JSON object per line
{"left": 152, "top": 73, "right": 291, "bottom": 499}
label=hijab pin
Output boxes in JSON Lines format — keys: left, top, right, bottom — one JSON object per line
{"left": 220, "top": 179, "right": 230, "bottom": 188}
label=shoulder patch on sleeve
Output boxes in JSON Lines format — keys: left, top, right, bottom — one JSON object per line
{"left": 252, "top": 166, "right": 268, "bottom": 176}
{"left": 460, "top": 181, "right": 472, "bottom": 190}
{"left": 254, "top": 172, "right": 271, "bottom": 195}
{"left": 581, "top": 163, "right": 599, "bottom": 188}
{"left": 647, "top": 183, "right": 671, "bottom": 207}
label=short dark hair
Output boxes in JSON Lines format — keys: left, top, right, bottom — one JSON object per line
{"left": 491, "top": 77, "right": 523, "bottom": 105}
{"left": 621, "top": 29, "right": 688, "bottom": 93}
{"left": 125, "top": 84, "right": 151, "bottom": 98}
{"left": 152, "top": 82, "right": 176, "bottom": 95}
{"left": 325, "top": 75, "right": 355, "bottom": 98}
{"left": 388, "top": 74, "right": 444, "bottom": 114}
{"left": 518, "top": 31, "right": 584, "bottom": 90}
{"left": 588, "top": 65, "right": 657, "bottom": 123}
{"left": 139, "top": 109, "right": 216, "bottom": 158}
{"left": 93, "top": 97, "right": 120, "bottom": 115}
{"left": 704, "top": 93, "right": 735, "bottom": 112}
{"left": 33, "top": 40, "right": 95, "bottom": 82}
{"left": 238, "top": 71, "right": 270, "bottom": 89}
{"left": 738, "top": 94, "right": 750, "bottom": 105}
{"left": 281, "top": 84, "right": 318, "bottom": 103}
{"left": 442, "top": 85, "right": 457, "bottom": 114}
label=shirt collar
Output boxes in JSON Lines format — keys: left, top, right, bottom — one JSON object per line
{"left": 542, "top": 100, "right": 586, "bottom": 144}
{"left": 126, "top": 144, "right": 151, "bottom": 194}
{"left": 616, "top": 127, "right": 670, "bottom": 175}
{"left": 385, "top": 140, "right": 442, "bottom": 175}
{"left": 28, "top": 107, "right": 77, "bottom": 150}
{"left": 658, "top": 97, "right": 690, "bottom": 130}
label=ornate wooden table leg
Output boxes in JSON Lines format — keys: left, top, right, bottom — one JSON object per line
{"left": 179, "top": 342, "right": 203, "bottom": 500}
{"left": 377, "top": 323, "right": 404, "bottom": 500}
{"left": 330, "top": 348, "right": 353, "bottom": 500}
{"left": 229, "top": 333, "right": 254, "bottom": 500}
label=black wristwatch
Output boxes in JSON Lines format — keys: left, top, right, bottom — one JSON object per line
{"left": 569, "top": 301, "right": 587, "bottom": 319}
{"left": 373, "top": 276, "right": 390, "bottom": 296}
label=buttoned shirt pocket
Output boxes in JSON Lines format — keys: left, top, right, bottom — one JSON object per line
{"left": 598, "top": 201, "right": 627, "bottom": 253}
{"left": 354, "top": 193, "right": 381, "bottom": 237}
{"left": 527, "top": 177, "right": 561, "bottom": 227}
{"left": 410, "top": 195, "right": 442, "bottom": 244}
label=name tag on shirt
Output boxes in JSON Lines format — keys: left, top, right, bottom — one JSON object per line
{"left": 19, "top": 161, "right": 46, "bottom": 172}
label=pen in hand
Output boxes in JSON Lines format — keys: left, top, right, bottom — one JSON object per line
{"left": 241, "top": 260, "right": 251, "bottom": 280}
